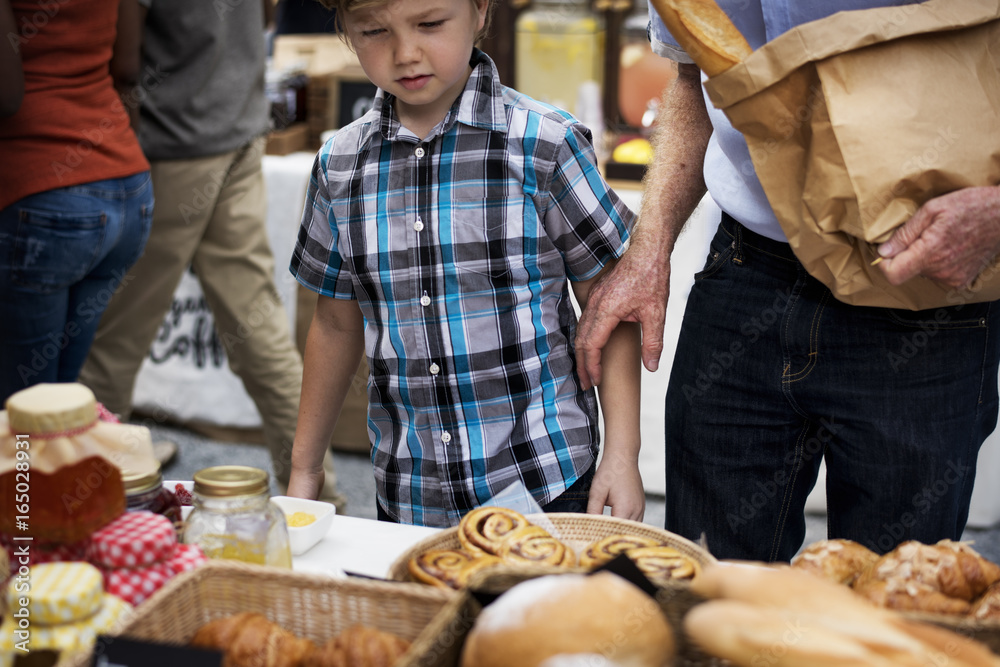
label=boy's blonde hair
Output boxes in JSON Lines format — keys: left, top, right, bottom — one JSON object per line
{"left": 321, "top": 0, "right": 494, "bottom": 44}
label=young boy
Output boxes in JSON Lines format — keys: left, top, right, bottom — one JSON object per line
{"left": 287, "top": 0, "right": 644, "bottom": 527}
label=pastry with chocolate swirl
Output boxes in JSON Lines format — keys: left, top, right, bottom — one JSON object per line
{"left": 579, "top": 534, "right": 664, "bottom": 570}
{"left": 627, "top": 546, "right": 701, "bottom": 584}
{"left": 499, "top": 525, "right": 576, "bottom": 568}
{"left": 458, "top": 506, "right": 530, "bottom": 555}
{"left": 408, "top": 549, "right": 504, "bottom": 590}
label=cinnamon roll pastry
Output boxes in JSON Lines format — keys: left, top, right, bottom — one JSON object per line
{"left": 454, "top": 554, "right": 505, "bottom": 589}
{"left": 499, "top": 525, "right": 576, "bottom": 567}
{"left": 790, "top": 538, "right": 879, "bottom": 586}
{"left": 626, "top": 546, "right": 701, "bottom": 584}
{"left": 579, "top": 534, "right": 664, "bottom": 570}
{"left": 458, "top": 506, "right": 530, "bottom": 555}
{"left": 408, "top": 549, "right": 481, "bottom": 589}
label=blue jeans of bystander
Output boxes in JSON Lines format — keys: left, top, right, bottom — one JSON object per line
{"left": 665, "top": 213, "right": 1000, "bottom": 561}
{"left": 0, "top": 172, "right": 153, "bottom": 403}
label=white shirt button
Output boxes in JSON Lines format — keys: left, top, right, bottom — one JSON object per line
{"left": 413, "top": 220, "right": 424, "bottom": 232}
{"left": 429, "top": 363, "right": 440, "bottom": 375}
{"left": 441, "top": 432, "right": 452, "bottom": 443}
{"left": 414, "top": 146, "right": 425, "bottom": 158}
{"left": 420, "top": 295, "right": 431, "bottom": 307}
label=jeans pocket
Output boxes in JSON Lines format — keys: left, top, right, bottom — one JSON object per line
{"left": 12, "top": 207, "right": 107, "bottom": 293}
{"left": 693, "top": 235, "right": 735, "bottom": 282}
{"left": 123, "top": 201, "right": 155, "bottom": 268}
{"left": 881, "top": 301, "right": 991, "bottom": 331}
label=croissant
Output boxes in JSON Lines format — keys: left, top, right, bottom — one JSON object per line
{"left": 970, "top": 581, "right": 1000, "bottom": 621}
{"left": 852, "top": 539, "right": 1000, "bottom": 615}
{"left": 190, "top": 612, "right": 316, "bottom": 667}
{"left": 791, "top": 539, "right": 879, "bottom": 586}
{"left": 304, "top": 625, "right": 411, "bottom": 667}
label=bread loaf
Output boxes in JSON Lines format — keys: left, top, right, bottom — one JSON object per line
{"left": 647, "top": 0, "right": 752, "bottom": 76}
{"left": 460, "top": 572, "right": 675, "bottom": 667}
{"left": 685, "top": 564, "right": 1000, "bottom": 667}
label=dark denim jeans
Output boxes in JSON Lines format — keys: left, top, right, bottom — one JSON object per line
{"left": 665, "top": 213, "right": 1000, "bottom": 562}
{"left": 377, "top": 463, "right": 595, "bottom": 522}
{"left": 0, "top": 172, "right": 153, "bottom": 403}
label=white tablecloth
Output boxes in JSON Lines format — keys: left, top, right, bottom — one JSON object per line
{"left": 293, "top": 515, "right": 440, "bottom": 579}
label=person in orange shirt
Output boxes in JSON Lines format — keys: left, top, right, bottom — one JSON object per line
{"left": 0, "top": 0, "right": 152, "bottom": 405}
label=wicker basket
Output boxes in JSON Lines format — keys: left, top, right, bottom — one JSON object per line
{"left": 387, "top": 512, "right": 717, "bottom": 583}
{"left": 397, "top": 567, "right": 726, "bottom": 667}
{"left": 62, "top": 560, "right": 452, "bottom": 667}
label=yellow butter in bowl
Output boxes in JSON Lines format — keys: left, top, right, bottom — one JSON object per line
{"left": 270, "top": 496, "right": 336, "bottom": 556}
{"left": 287, "top": 511, "right": 316, "bottom": 527}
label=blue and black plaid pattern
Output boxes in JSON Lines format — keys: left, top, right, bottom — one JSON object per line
{"left": 291, "top": 51, "right": 636, "bottom": 526}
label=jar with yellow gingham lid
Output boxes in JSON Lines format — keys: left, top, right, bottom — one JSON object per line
{"left": 0, "top": 562, "right": 133, "bottom": 664}
{"left": 13, "top": 562, "right": 104, "bottom": 624}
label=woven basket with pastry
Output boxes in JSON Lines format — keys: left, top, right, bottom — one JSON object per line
{"left": 389, "top": 508, "right": 715, "bottom": 590}
{"left": 789, "top": 537, "right": 1000, "bottom": 652}
{"left": 686, "top": 562, "right": 1000, "bottom": 667}
{"left": 61, "top": 559, "right": 452, "bottom": 667}
{"left": 791, "top": 538, "right": 1000, "bottom": 619}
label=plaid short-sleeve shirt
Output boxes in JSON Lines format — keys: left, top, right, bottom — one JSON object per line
{"left": 290, "top": 50, "right": 636, "bottom": 526}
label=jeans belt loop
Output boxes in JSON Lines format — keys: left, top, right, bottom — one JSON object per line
{"left": 731, "top": 217, "right": 745, "bottom": 265}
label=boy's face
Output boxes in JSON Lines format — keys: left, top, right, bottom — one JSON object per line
{"left": 344, "top": 0, "right": 488, "bottom": 134}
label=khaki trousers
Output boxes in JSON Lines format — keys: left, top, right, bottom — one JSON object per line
{"left": 80, "top": 137, "right": 344, "bottom": 507}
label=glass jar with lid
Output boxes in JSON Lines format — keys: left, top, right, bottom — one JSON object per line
{"left": 515, "top": 0, "right": 605, "bottom": 117}
{"left": 122, "top": 462, "right": 182, "bottom": 526}
{"left": 182, "top": 466, "right": 291, "bottom": 568}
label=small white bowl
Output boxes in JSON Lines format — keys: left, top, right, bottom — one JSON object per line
{"left": 270, "top": 496, "right": 337, "bottom": 556}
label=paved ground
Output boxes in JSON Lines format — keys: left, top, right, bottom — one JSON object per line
{"left": 152, "top": 420, "right": 1000, "bottom": 563}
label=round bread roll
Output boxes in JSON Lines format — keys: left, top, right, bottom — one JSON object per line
{"left": 460, "top": 572, "right": 675, "bottom": 667}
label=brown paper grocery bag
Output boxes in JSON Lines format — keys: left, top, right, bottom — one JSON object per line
{"left": 703, "top": 0, "right": 1000, "bottom": 310}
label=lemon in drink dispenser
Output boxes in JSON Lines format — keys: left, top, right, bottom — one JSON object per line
{"left": 515, "top": 0, "right": 604, "bottom": 117}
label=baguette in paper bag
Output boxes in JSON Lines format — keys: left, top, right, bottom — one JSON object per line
{"left": 648, "top": 0, "right": 752, "bottom": 76}
{"left": 701, "top": 0, "right": 1000, "bottom": 310}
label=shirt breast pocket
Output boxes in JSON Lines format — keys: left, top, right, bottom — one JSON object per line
{"left": 450, "top": 197, "right": 521, "bottom": 284}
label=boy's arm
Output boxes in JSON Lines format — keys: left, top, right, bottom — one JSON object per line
{"left": 572, "top": 264, "right": 645, "bottom": 521}
{"left": 287, "top": 294, "right": 365, "bottom": 500}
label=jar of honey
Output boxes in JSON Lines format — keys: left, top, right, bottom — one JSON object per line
{"left": 515, "top": 0, "right": 604, "bottom": 117}
{"left": 182, "top": 466, "right": 291, "bottom": 568}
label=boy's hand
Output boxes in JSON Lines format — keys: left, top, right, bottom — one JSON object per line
{"left": 586, "top": 455, "right": 645, "bottom": 522}
{"left": 286, "top": 466, "right": 324, "bottom": 501}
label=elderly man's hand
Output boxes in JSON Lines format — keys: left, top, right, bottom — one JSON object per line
{"left": 878, "top": 186, "right": 1000, "bottom": 289}
{"left": 575, "top": 245, "right": 670, "bottom": 390}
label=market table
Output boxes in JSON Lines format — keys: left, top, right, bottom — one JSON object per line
{"left": 292, "top": 514, "right": 440, "bottom": 580}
